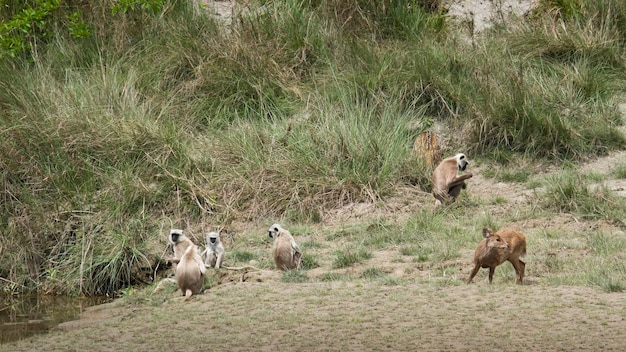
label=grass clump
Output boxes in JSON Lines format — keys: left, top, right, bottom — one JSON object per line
{"left": 281, "top": 270, "right": 308, "bottom": 283}
{"left": 541, "top": 171, "right": 626, "bottom": 222}
{"left": 228, "top": 251, "right": 259, "bottom": 264}
{"left": 613, "top": 164, "right": 626, "bottom": 179}
{"left": 333, "top": 247, "right": 373, "bottom": 269}
{"left": 360, "top": 267, "right": 387, "bottom": 280}
{"left": 299, "top": 253, "right": 320, "bottom": 270}
{"left": 317, "top": 272, "right": 352, "bottom": 282}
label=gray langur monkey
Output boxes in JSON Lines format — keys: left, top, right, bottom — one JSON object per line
{"left": 168, "top": 228, "right": 194, "bottom": 273}
{"left": 175, "top": 244, "right": 206, "bottom": 300}
{"left": 268, "top": 223, "right": 302, "bottom": 271}
{"left": 431, "top": 153, "right": 473, "bottom": 206}
{"left": 201, "top": 231, "right": 225, "bottom": 269}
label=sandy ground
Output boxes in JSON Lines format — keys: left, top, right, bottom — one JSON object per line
{"left": 4, "top": 281, "right": 626, "bottom": 352}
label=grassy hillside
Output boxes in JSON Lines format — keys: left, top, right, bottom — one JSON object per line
{"left": 0, "top": 0, "right": 625, "bottom": 297}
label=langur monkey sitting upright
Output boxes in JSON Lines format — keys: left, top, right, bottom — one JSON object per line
{"left": 431, "top": 153, "right": 473, "bottom": 206}
{"left": 176, "top": 244, "right": 206, "bottom": 301}
{"left": 168, "top": 229, "right": 194, "bottom": 273}
{"left": 268, "top": 224, "right": 303, "bottom": 271}
{"left": 201, "top": 232, "right": 225, "bottom": 269}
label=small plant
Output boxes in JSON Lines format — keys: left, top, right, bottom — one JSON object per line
{"left": 588, "top": 266, "right": 626, "bottom": 293}
{"left": 541, "top": 172, "right": 626, "bottom": 221}
{"left": 317, "top": 273, "right": 351, "bottom": 282}
{"left": 281, "top": 270, "right": 308, "bottom": 283}
{"left": 332, "top": 247, "right": 373, "bottom": 269}
{"left": 491, "top": 197, "right": 508, "bottom": 205}
{"left": 400, "top": 247, "right": 418, "bottom": 256}
{"left": 544, "top": 254, "right": 563, "bottom": 273}
{"left": 613, "top": 163, "right": 626, "bottom": 179}
{"left": 300, "top": 253, "right": 320, "bottom": 270}
{"left": 325, "top": 230, "right": 356, "bottom": 241}
{"left": 360, "top": 267, "right": 386, "bottom": 279}
{"left": 381, "top": 276, "right": 405, "bottom": 286}
{"left": 413, "top": 253, "right": 429, "bottom": 263}
{"left": 229, "top": 251, "right": 258, "bottom": 263}
{"left": 498, "top": 170, "right": 531, "bottom": 183}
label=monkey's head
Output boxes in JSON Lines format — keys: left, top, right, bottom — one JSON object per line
{"left": 169, "top": 229, "right": 184, "bottom": 244}
{"left": 268, "top": 223, "right": 283, "bottom": 239}
{"left": 206, "top": 232, "right": 220, "bottom": 244}
{"left": 455, "top": 153, "right": 469, "bottom": 171}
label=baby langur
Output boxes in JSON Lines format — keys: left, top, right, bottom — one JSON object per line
{"left": 431, "top": 153, "right": 473, "bottom": 206}
{"left": 201, "top": 232, "right": 225, "bottom": 269}
{"left": 176, "top": 244, "right": 206, "bottom": 301}
{"left": 268, "top": 223, "right": 302, "bottom": 271}
{"left": 168, "top": 229, "right": 194, "bottom": 273}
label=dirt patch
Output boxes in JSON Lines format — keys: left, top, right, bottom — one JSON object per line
{"left": 444, "top": 0, "right": 537, "bottom": 35}
{"left": 56, "top": 304, "right": 128, "bottom": 330}
{"left": 8, "top": 282, "right": 626, "bottom": 351}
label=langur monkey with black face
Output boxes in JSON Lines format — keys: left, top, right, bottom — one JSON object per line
{"left": 201, "top": 231, "right": 225, "bottom": 269}
{"left": 268, "top": 224, "right": 302, "bottom": 271}
{"left": 431, "top": 153, "right": 473, "bottom": 206}
{"left": 168, "top": 229, "right": 194, "bottom": 273}
{"left": 176, "top": 244, "right": 206, "bottom": 301}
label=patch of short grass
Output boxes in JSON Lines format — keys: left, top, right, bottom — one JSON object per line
{"left": 613, "top": 163, "right": 626, "bottom": 179}
{"left": 482, "top": 166, "right": 531, "bottom": 183}
{"left": 325, "top": 229, "right": 358, "bottom": 241}
{"left": 360, "top": 267, "right": 386, "bottom": 279}
{"left": 412, "top": 253, "right": 430, "bottom": 263}
{"left": 300, "top": 239, "right": 325, "bottom": 249}
{"left": 491, "top": 197, "right": 509, "bottom": 205}
{"left": 281, "top": 270, "right": 308, "bottom": 283}
{"left": 317, "top": 272, "right": 352, "bottom": 282}
{"left": 300, "top": 253, "right": 320, "bottom": 270}
{"left": 332, "top": 247, "right": 373, "bottom": 269}
{"left": 380, "top": 277, "right": 405, "bottom": 286}
{"left": 228, "top": 250, "right": 258, "bottom": 263}
{"left": 400, "top": 247, "right": 418, "bottom": 256}
{"left": 541, "top": 171, "right": 626, "bottom": 221}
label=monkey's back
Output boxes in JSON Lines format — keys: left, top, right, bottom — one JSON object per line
{"left": 431, "top": 158, "right": 457, "bottom": 195}
{"left": 273, "top": 233, "right": 300, "bottom": 270}
{"left": 176, "top": 248, "right": 204, "bottom": 295}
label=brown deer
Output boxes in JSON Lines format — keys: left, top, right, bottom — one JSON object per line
{"left": 468, "top": 227, "right": 527, "bottom": 284}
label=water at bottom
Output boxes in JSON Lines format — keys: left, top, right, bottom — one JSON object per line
{"left": 0, "top": 295, "right": 113, "bottom": 344}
